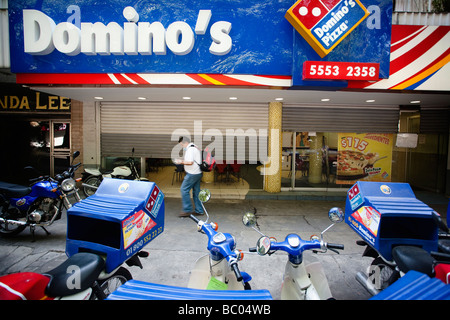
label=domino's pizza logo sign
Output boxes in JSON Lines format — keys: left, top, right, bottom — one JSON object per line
{"left": 286, "top": 0, "right": 370, "bottom": 57}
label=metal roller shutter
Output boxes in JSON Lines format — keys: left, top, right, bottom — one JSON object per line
{"left": 100, "top": 102, "right": 268, "bottom": 160}
{"left": 419, "top": 106, "right": 450, "bottom": 134}
{"left": 282, "top": 104, "right": 400, "bottom": 133}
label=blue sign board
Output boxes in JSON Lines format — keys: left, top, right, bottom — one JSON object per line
{"left": 8, "top": 0, "right": 392, "bottom": 85}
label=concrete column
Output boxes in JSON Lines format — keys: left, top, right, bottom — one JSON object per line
{"left": 264, "top": 102, "right": 282, "bottom": 193}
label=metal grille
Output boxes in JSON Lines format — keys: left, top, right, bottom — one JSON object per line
{"left": 282, "top": 104, "right": 400, "bottom": 133}
{"left": 100, "top": 102, "right": 269, "bottom": 160}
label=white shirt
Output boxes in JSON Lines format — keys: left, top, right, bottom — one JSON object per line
{"left": 184, "top": 143, "right": 202, "bottom": 174}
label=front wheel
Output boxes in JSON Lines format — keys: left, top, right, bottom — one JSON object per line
{"left": 0, "top": 198, "right": 26, "bottom": 236}
{"left": 92, "top": 267, "right": 132, "bottom": 300}
{"left": 83, "top": 176, "right": 102, "bottom": 197}
{"left": 369, "top": 257, "right": 398, "bottom": 290}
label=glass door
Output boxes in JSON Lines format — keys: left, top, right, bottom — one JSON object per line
{"left": 50, "top": 120, "right": 71, "bottom": 176}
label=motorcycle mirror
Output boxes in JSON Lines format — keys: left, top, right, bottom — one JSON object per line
{"left": 242, "top": 212, "right": 257, "bottom": 228}
{"left": 198, "top": 189, "right": 211, "bottom": 203}
{"left": 328, "top": 207, "right": 344, "bottom": 223}
{"left": 72, "top": 151, "right": 80, "bottom": 159}
{"left": 256, "top": 236, "right": 272, "bottom": 255}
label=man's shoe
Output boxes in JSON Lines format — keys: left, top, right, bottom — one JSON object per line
{"left": 179, "top": 212, "right": 192, "bottom": 217}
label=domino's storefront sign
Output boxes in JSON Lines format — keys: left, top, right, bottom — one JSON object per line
{"left": 9, "top": 0, "right": 392, "bottom": 84}
{"left": 286, "top": 0, "right": 370, "bottom": 57}
{"left": 8, "top": 0, "right": 294, "bottom": 75}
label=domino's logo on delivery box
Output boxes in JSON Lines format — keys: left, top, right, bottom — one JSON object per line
{"left": 286, "top": 0, "right": 370, "bottom": 57}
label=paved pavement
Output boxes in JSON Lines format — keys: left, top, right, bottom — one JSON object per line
{"left": 0, "top": 192, "right": 447, "bottom": 300}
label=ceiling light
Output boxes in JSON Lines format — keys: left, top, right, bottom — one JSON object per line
{"left": 137, "top": 97, "right": 147, "bottom": 100}
{"left": 410, "top": 100, "right": 421, "bottom": 104}
{"left": 229, "top": 97, "right": 238, "bottom": 100}
{"left": 182, "top": 97, "right": 192, "bottom": 100}
{"left": 321, "top": 98, "right": 330, "bottom": 102}
{"left": 94, "top": 96, "right": 104, "bottom": 100}
{"left": 366, "top": 99, "right": 375, "bottom": 103}
{"left": 275, "top": 98, "right": 284, "bottom": 101}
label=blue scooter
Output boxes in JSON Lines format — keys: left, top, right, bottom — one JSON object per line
{"left": 187, "top": 189, "right": 252, "bottom": 290}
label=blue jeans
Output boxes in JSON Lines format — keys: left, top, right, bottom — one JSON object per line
{"left": 181, "top": 173, "right": 203, "bottom": 213}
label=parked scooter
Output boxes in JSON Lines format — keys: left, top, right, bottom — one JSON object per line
{"left": 0, "top": 151, "right": 83, "bottom": 240}
{"left": 344, "top": 181, "right": 448, "bottom": 296}
{"left": 242, "top": 207, "right": 345, "bottom": 300}
{"left": 81, "top": 148, "right": 148, "bottom": 197}
{"left": 0, "top": 250, "right": 148, "bottom": 300}
{"left": 187, "top": 189, "right": 252, "bottom": 290}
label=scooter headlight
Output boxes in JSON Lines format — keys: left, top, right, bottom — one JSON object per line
{"left": 61, "top": 178, "right": 76, "bottom": 192}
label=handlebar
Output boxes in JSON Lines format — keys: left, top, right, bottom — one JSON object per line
{"left": 231, "top": 263, "right": 243, "bottom": 282}
{"left": 327, "top": 243, "right": 345, "bottom": 251}
{"left": 189, "top": 214, "right": 200, "bottom": 224}
{"left": 249, "top": 234, "right": 344, "bottom": 259}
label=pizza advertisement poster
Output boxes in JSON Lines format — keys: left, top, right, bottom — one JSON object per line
{"left": 351, "top": 206, "right": 381, "bottom": 237}
{"left": 337, "top": 133, "right": 393, "bottom": 184}
{"left": 122, "top": 210, "right": 157, "bottom": 249}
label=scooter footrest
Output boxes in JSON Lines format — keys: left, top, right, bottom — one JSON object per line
{"left": 370, "top": 270, "right": 450, "bottom": 300}
{"left": 106, "top": 280, "right": 273, "bottom": 300}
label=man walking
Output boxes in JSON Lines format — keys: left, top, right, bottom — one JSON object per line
{"left": 175, "top": 136, "right": 203, "bottom": 217}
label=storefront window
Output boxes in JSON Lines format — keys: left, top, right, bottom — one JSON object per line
{"left": 282, "top": 128, "right": 448, "bottom": 194}
{"left": 282, "top": 132, "right": 342, "bottom": 189}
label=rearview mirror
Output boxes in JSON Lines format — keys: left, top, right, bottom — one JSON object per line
{"left": 198, "top": 189, "right": 211, "bottom": 203}
{"left": 328, "top": 207, "right": 344, "bottom": 223}
{"left": 242, "top": 212, "right": 257, "bottom": 228}
{"left": 256, "top": 236, "right": 272, "bottom": 255}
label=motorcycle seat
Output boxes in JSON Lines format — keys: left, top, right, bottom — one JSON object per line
{"left": 392, "top": 246, "right": 435, "bottom": 277}
{"left": 0, "top": 182, "right": 31, "bottom": 198}
{"left": 106, "top": 280, "right": 273, "bottom": 300}
{"left": 44, "top": 252, "right": 105, "bottom": 297}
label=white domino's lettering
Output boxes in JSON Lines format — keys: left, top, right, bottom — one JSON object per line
{"left": 23, "top": 6, "right": 232, "bottom": 56}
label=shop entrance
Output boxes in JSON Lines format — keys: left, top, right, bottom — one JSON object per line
{"left": 0, "top": 117, "right": 71, "bottom": 183}
{"left": 281, "top": 131, "right": 343, "bottom": 190}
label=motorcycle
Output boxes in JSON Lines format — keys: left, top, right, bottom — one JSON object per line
{"left": 242, "top": 207, "right": 345, "bottom": 300}
{"left": 0, "top": 250, "right": 149, "bottom": 300}
{"left": 344, "top": 181, "right": 448, "bottom": 296}
{"left": 187, "top": 189, "right": 252, "bottom": 290}
{"left": 81, "top": 148, "right": 148, "bottom": 197}
{"left": 0, "top": 151, "right": 83, "bottom": 240}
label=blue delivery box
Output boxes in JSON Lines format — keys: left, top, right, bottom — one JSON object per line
{"left": 66, "top": 178, "right": 164, "bottom": 273}
{"left": 345, "top": 181, "right": 438, "bottom": 261}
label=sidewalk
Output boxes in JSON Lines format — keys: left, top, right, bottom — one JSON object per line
{"left": 0, "top": 185, "right": 447, "bottom": 300}
{"left": 0, "top": 196, "right": 374, "bottom": 300}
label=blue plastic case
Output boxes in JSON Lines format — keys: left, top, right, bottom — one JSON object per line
{"left": 345, "top": 181, "right": 438, "bottom": 261}
{"left": 66, "top": 178, "right": 164, "bottom": 273}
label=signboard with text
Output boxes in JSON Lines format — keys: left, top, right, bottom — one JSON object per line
{"left": 8, "top": 0, "right": 392, "bottom": 86}
{"left": 337, "top": 133, "right": 393, "bottom": 184}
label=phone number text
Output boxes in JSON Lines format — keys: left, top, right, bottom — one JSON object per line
{"left": 303, "top": 61, "right": 380, "bottom": 81}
